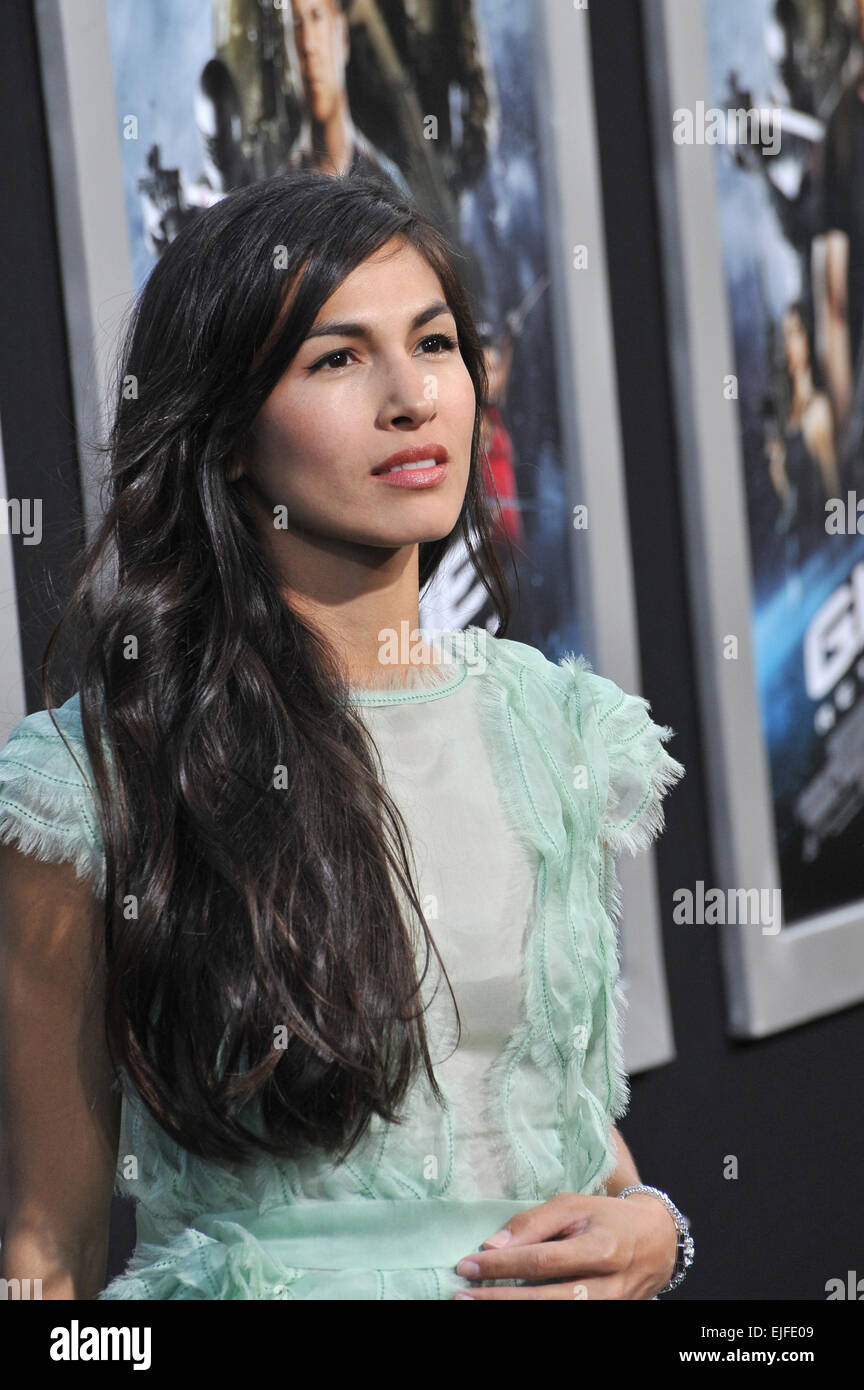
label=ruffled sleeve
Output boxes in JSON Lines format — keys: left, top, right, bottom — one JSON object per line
{"left": 0, "top": 694, "right": 105, "bottom": 896}
{"left": 562, "top": 655, "right": 686, "bottom": 861}
{"left": 553, "top": 654, "right": 685, "bottom": 1179}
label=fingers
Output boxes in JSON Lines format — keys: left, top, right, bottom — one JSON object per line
{"left": 478, "top": 1191, "right": 598, "bottom": 1251}
{"left": 460, "top": 1222, "right": 620, "bottom": 1285}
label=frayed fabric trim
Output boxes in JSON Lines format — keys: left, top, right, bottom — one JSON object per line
{"left": 0, "top": 712, "right": 106, "bottom": 897}
{"left": 468, "top": 640, "right": 683, "bottom": 1200}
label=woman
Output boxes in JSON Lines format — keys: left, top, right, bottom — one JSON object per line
{"left": 0, "top": 171, "right": 688, "bottom": 1300}
{"left": 783, "top": 304, "right": 838, "bottom": 498}
{"left": 769, "top": 301, "right": 840, "bottom": 569}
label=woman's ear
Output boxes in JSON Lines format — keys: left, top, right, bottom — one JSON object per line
{"left": 227, "top": 448, "right": 246, "bottom": 484}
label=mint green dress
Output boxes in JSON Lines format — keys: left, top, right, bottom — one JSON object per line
{"left": 0, "top": 629, "right": 684, "bottom": 1299}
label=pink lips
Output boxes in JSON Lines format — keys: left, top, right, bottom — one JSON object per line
{"left": 372, "top": 443, "right": 450, "bottom": 490}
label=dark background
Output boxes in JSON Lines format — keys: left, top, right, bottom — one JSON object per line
{"left": 1, "top": 0, "right": 861, "bottom": 1300}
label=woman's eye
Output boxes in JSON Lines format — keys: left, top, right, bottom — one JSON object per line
{"left": 418, "top": 333, "right": 457, "bottom": 353}
{"left": 314, "top": 349, "right": 354, "bottom": 371}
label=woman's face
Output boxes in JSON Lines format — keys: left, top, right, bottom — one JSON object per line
{"left": 234, "top": 237, "right": 476, "bottom": 554}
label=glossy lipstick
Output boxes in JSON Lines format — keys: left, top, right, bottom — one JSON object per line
{"left": 372, "top": 443, "right": 449, "bottom": 490}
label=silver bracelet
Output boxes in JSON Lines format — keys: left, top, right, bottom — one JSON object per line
{"left": 617, "top": 1184, "right": 694, "bottom": 1294}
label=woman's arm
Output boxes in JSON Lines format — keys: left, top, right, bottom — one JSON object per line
{"left": 0, "top": 843, "right": 120, "bottom": 1299}
{"left": 603, "top": 1124, "right": 641, "bottom": 1194}
{"left": 825, "top": 230, "right": 852, "bottom": 431}
{"left": 603, "top": 1124, "right": 678, "bottom": 1289}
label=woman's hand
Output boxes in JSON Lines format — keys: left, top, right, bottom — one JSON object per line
{"left": 451, "top": 1190, "right": 678, "bottom": 1299}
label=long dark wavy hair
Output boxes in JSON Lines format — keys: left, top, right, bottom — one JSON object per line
{"left": 42, "top": 171, "right": 515, "bottom": 1166}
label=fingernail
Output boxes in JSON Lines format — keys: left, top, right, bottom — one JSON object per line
{"left": 454, "top": 1293, "right": 475, "bottom": 1299}
{"left": 482, "top": 1228, "right": 512, "bottom": 1248}
{"left": 456, "top": 1259, "right": 480, "bottom": 1277}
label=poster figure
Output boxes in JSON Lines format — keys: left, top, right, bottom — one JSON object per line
{"left": 276, "top": 0, "right": 411, "bottom": 196}
{"left": 108, "top": 0, "right": 580, "bottom": 656}
{"left": 704, "top": 0, "right": 864, "bottom": 923}
{"left": 289, "top": 0, "right": 496, "bottom": 232}
{"left": 764, "top": 301, "right": 840, "bottom": 576}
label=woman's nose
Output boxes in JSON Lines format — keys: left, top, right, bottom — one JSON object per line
{"left": 377, "top": 361, "right": 438, "bottom": 426}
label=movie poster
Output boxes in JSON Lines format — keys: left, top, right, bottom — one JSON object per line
{"left": 103, "top": 0, "right": 580, "bottom": 659}
{"left": 703, "top": 0, "right": 864, "bottom": 924}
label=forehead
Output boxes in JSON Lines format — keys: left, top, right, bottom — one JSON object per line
{"left": 314, "top": 240, "right": 445, "bottom": 311}
{"left": 291, "top": 0, "right": 340, "bottom": 21}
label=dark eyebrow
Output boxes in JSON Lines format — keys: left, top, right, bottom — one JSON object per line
{"left": 303, "top": 300, "right": 455, "bottom": 343}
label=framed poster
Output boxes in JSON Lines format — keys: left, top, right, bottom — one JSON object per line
{"left": 34, "top": 0, "right": 677, "bottom": 1070}
{"left": 645, "top": 0, "right": 864, "bottom": 1036}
